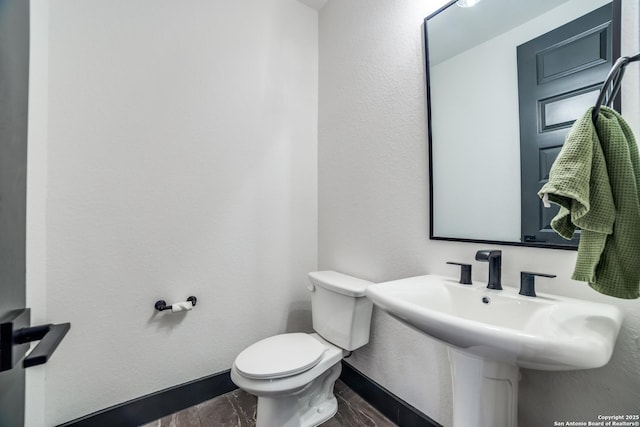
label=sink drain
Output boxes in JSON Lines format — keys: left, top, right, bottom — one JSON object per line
{"left": 482, "top": 296, "right": 491, "bottom": 304}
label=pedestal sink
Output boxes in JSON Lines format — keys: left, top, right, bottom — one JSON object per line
{"left": 365, "top": 275, "right": 623, "bottom": 427}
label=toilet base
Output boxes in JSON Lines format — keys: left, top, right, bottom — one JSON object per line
{"left": 256, "top": 362, "right": 342, "bottom": 427}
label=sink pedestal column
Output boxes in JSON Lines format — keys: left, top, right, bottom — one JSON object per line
{"left": 448, "top": 348, "right": 519, "bottom": 427}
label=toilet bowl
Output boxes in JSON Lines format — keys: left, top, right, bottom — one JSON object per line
{"left": 231, "top": 271, "right": 373, "bottom": 427}
{"left": 231, "top": 333, "right": 346, "bottom": 427}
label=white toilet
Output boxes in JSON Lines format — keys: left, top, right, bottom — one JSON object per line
{"left": 230, "top": 271, "right": 373, "bottom": 427}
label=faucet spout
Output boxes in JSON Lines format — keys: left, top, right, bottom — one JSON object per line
{"left": 475, "top": 250, "right": 502, "bottom": 290}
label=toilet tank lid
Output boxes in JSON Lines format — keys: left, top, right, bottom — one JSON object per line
{"left": 308, "top": 271, "right": 373, "bottom": 297}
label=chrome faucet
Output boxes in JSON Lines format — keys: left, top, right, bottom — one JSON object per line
{"left": 475, "top": 250, "right": 502, "bottom": 290}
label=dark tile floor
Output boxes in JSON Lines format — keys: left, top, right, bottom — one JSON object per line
{"left": 140, "top": 380, "right": 397, "bottom": 427}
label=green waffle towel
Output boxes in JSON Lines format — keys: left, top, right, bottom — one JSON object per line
{"left": 538, "top": 106, "right": 640, "bottom": 299}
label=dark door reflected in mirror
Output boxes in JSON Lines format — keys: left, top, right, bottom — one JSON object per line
{"left": 425, "top": 0, "right": 623, "bottom": 249}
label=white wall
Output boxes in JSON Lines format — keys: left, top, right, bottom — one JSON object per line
{"left": 431, "top": 0, "right": 609, "bottom": 242}
{"left": 622, "top": 0, "right": 640, "bottom": 134}
{"left": 318, "top": 0, "right": 640, "bottom": 426}
{"left": 44, "top": 0, "right": 318, "bottom": 423}
{"left": 26, "top": 1, "right": 49, "bottom": 426}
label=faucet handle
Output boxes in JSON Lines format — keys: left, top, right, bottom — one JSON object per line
{"left": 447, "top": 262, "right": 472, "bottom": 285}
{"left": 519, "top": 271, "right": 556, "bottom": 297}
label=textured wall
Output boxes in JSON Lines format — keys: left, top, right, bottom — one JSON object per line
{"left": 44, "top": 0, "right": 318, "bottom": 423}
{"left": 25, "top": 1, "right": 49, "bottom": 426}
{"left": 318, "top": 1, "right": 640, "bottom": 426}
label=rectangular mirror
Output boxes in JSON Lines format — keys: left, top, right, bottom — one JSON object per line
{"left": 425, "top": 0, "right": 622, "bottom": 249}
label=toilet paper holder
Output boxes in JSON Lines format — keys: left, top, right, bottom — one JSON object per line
{"left": 154, "top": 296, "right": 197, "bottom": 312}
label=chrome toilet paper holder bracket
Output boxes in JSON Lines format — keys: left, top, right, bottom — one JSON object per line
{"left": 154, "top": 296, "right": 197, "bottom": 312}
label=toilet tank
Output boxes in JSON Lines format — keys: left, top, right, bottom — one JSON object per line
{"left": 307, "top": 271, "right": 373, "bottom": 351}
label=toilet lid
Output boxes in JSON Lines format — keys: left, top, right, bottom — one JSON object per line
{"left": 235, "top": 333, "right": 327, "bottom": 379}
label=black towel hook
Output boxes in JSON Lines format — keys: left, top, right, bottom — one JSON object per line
{"left": 592, "top": 52, "right": 640, "bottom": 124}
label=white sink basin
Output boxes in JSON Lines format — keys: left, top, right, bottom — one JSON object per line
{"left": 365, "top": 275, "right": 623, "bottom": 370}
{"left": 366, "top": 274, "right": 624, "bottom": 427}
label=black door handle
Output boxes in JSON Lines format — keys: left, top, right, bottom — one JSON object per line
{"left": 0, "top": 308, "right": 70, "bottom": 371}
{"left": 14, "top": 323, "right": 71, "bottom": 368}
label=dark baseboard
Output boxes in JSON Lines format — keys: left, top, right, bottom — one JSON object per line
{"left": 57, "top": 370, "right": 237, "bottom": 427}
{"left": 339, "top": 361, "right": 442, "bottom": 427}
{"left": 59, "top": 361, "right": 440, "bottom": 427}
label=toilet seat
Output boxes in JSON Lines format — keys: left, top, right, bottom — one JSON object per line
{"left": 234, "top": 333, "right": 327, "bottom": 380}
